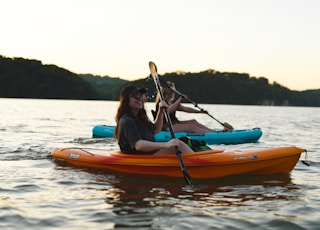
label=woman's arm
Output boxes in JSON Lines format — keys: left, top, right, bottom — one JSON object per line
{"left": 135, "top": 139, "right": 187, "bottom": 152}
{"left": 135, "top": 140, "right": 171, "bottom": 152}
{"left": 167, "top": 96, "right": 183, "bottom": 113}
{"left": 153, "top": 101, "right": 168, "bottom": 133}
{"left": 178, "top": 104, "right": 204, "bottom": 113}
{"left": 173, "top": 95, "right": 205, "bottom": 113}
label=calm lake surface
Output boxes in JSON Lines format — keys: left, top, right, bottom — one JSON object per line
{"left": 0, "top": 98, "right": 319, "bottom": 229}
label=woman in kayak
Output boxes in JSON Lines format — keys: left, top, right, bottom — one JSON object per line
{"left": 155, "top": 81, "right": 213, "bottom": 134}
{"left": 114, "top": 85, "right": 194, "bottom": 155}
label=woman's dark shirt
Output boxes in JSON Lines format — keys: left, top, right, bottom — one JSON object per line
{"left": 117, "top": 115, "right": 156, "bottom": 154}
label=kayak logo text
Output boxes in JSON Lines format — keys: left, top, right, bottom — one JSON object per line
{"left": 68, "top": 153, "right": 80, "bottom": 159}
{"left": 234, "top": 155, "right": 257, "bottom": 160}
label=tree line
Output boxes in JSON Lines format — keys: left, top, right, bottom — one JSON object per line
{"left": 136, "top": 71, "right": 320, "bottom": 106}
{"left": 0, "top": 56, "right": 98, "bottom": 99}
{"left": 0, "top": 55, "right": 319, "bottom": 106}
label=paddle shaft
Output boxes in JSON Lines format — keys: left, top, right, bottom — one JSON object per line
{"left": 149, "top": 62, "right": 193, "bottom": 186}
{"left": 158, "top": 78, "right": 233, "bottom": 130}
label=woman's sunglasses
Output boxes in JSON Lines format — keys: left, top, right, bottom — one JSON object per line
{"left": 130, "top": 92, "right": 144, "bottom": 100}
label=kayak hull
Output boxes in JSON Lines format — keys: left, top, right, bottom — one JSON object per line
{"left": 51, "top": 146, "right": 304, "bottom": 179}
{"left": 92, "top": 125, "right": 263, "bottom": 145}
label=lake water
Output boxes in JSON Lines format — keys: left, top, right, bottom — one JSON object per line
{"left": 0, "top": 98, "right": 319, "bottom": 229}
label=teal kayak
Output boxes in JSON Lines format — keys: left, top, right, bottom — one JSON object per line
{"left": 92, "top": 125, "right": 263, "bottom": 145}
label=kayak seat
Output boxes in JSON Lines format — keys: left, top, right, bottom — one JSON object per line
{"left": 179, "top": 136, "right": 211, "bottom": 152}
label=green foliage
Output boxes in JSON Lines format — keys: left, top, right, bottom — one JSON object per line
{"left": 0, "top": 55, "right": 98, "bottom": 99}
{"left": 136, "top": 71, "right": 320, "bottom": 106}
{"left": 79, "top": 74, "right": 128, "bottom": 100}
{"left": 0, "top": 55, "right": 319, "bottom": 106}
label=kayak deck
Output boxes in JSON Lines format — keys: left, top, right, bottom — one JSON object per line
{"left": 92, "top": 125, "right": 263, "bottom": 145}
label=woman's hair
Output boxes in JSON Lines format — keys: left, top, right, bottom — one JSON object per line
{"left": 114, "top": 90, "right": 155, "bottom": 139}
{"left": 155, "top": 81, "right": 175, "bottom": 104}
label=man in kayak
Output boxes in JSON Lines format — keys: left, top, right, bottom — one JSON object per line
{"left": 154, "top": 81, "right": 213, "bottom": 134}
{"left": 114, "top": 85, "right": 194, "bottom": 155}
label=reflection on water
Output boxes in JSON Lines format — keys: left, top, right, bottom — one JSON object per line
{"left": 102, "top": 173, "right": 298, "bottom": 209}
{"left": 51, "top": 163, "right": 304, "bottom": 229}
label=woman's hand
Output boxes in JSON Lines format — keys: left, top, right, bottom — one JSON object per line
{"left": 158, "top": 101, "right": 169, "bottom": 111}
{"left": 200, "top": 109, "right": 208, "bottom": 114}
{"left": 180, "top": 94, "right": 189, "bottom": 101}
{"left": 166, "top": 139, "right": 186, "bottom": 148}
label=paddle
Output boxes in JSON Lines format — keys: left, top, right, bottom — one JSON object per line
{"left": 158, "top": 78, "right": 234, "bottom": 131}
{"left": 149, "top": 61, "right": 193, "bottom": 186}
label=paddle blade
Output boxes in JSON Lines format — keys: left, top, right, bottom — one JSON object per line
{"left": 223, "top": 122, "right": 234, "bottom": 131}
{"left": 149, "top": 61, "right": 158, "bottom": 78}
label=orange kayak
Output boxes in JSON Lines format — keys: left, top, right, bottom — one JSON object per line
{"left": 51, "top": 146, "right": 305, "bottom": 179}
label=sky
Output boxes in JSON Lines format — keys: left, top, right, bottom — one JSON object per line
{"left": 1, "top": 0, "right": 319, "bottom": 91}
